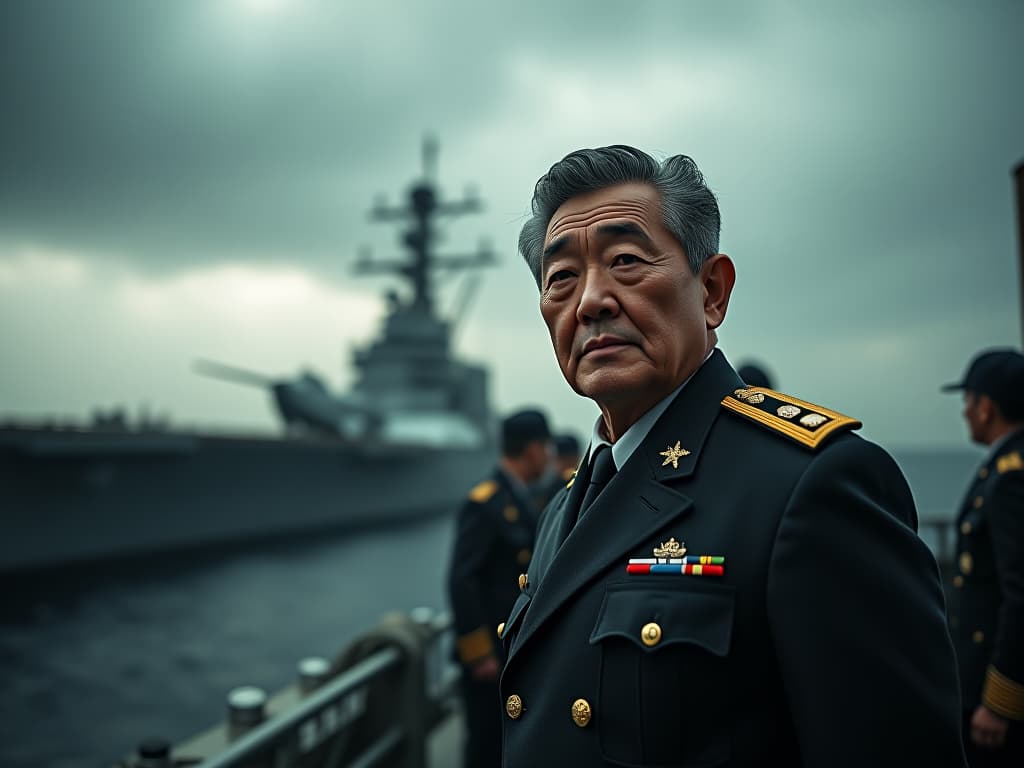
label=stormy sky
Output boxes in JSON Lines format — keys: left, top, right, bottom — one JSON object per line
{"left": 1, "top": 0, "right": 1022, "bottom": 449}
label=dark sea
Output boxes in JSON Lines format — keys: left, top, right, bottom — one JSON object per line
{"left": 0, "top": 446, "right": 982, "bottom": 768}
{"left": 0, "top": 514, "right": 457, "bottom": 768}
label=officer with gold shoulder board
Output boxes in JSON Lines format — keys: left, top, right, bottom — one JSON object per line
{"left": 944, "top": 349, "right": 1024, "bottom": 765}
{"left": 498, "top": 145, "right": 965, "bottom": 767}
{"left": 447, "top": 409, "right": 551, "bottom": 768}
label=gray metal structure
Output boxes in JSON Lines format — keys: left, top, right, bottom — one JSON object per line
{"left": 1, "top": 140, "right": 496, "bottom": 573}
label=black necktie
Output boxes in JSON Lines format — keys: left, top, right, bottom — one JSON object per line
{"left": 579, "top": 445, "right": 617, "bottom": 520}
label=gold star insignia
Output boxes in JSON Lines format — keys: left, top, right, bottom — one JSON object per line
{"left": 659, "top": 441, "right": 691, "bottom": 469}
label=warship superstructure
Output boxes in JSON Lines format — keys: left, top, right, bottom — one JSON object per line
{"left": 0, "top": 140, "right": 496, "bottom": 573}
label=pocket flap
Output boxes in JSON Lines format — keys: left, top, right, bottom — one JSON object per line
{"left": 589, "top": 584, "right": 735, "bottom": 656}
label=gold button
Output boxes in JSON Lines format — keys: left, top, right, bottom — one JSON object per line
{"left": 517, "top": 548, "right": 532, "bottom": 566}
{"left": 497, "top": 622, "right": 505, "bottom": 638}
{"left": 641, "top": 622, "right": 662, "bottom": 647}
{"left": 504, "top": 505, "right": 519, "bottom": 522}
{"left": 961, "top": 521, "right": 972, "bottom": 535}
{"left": 959, "top": 552, "right": 973, "bottom": 575}
{"left": 979, "top": 467, "right": 989, "bottom": 479}
{"left": 506, "top": 694, "right": 523, "bottom": 719}
{"left": 571, "top": 698, "right": 592, "bottom": 727}
{"left": 973, "top": 630, "right": 985, "bottom": 644}
{"left": 518, "top": 573, "right": 528, "bottom": 591}
{"left": 953, "top": 575, "right": 964, "bottom": 588}
{"left": 973, "top": 496, "right": 984, "bottom": 509}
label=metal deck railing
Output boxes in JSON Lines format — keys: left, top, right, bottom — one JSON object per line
{"left": 121, "top": 609, "right": 460, "bottom": 768}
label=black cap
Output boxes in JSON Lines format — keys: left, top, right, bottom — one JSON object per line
{"left": 942, "top": 348, "right": 1024, "bottom": 413}
{"left": 553, "top": 433, "right": 581, "bottom": 458}
{"left": 501, "top": 409, "right": 551, "bottom": 455}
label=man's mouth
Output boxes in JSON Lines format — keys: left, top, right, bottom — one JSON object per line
{"left": 580, "top": 335, "right": 632, "bottom": 358}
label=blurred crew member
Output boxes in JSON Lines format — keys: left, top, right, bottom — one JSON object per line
{"left": 447, "top": 409, "right": 551, "bottom": 768}
{"left": 944, "top": 349, "right": 1024, "bottom": 766}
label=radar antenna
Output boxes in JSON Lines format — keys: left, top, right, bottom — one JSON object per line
{"left": 357, "top": 136, "right": 494, "bottom": 312}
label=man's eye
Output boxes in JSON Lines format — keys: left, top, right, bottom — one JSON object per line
{"left": 546, "top": 269, "right": 574, "bottom": 287}
{"left": 613, "top": 253, "right": 641, "bottom": 266}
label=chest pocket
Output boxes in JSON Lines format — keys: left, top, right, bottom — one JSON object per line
{"left": 589, "top": 583, "right": 735, "bottom": 767}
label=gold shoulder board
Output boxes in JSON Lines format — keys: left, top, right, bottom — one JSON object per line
{"left": 721, "top": 387, "right": 861, "bottom": 450}
{"left": 468, "top": 479, "right": 499, "bottom": 502}
{"left": 997, "top": 451, "right": 1024, "bottom": 475}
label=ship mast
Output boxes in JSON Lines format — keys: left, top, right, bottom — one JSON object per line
{"left": 357, "top": 136, "right": 494, "bottom": 314}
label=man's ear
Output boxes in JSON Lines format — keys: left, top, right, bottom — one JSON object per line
{"left": 978, "top": 394, "right": 999, "bottom": 424}
{"left": 701, "top": 254, "right": 735, "bottom": 330}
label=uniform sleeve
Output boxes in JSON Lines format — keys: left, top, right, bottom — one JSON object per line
{"left": 981, "top": 468, "right": 1024, "bottom": 720}
{"left": 446, "top": 498, "right": 497, "bottom": 665}
{"left": 766, "top": 436, "right": 966, "bottom": 766}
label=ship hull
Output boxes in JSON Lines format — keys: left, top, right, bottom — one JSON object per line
{"left": 1, "top": 428, "right": 494, "bottom": 573}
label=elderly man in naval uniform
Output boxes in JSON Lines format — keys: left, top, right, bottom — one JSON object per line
{"left": 495, "top": 145, "right": 966, "bottom": 767}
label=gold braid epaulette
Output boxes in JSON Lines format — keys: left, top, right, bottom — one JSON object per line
{"left": 721, "top": 387, "right": 861, "bottom": 450}
{"left": 468, "top": 480, "right": 499, "bottom": 503}
{"left": 983, "top": 665, "right": 1024, "bottom": 720}
{"left": 997, "top": 451, "right": 1024, "bottom": 475}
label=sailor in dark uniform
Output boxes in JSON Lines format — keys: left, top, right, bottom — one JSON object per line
{"left": 498, "top": 145, "right": 966, "bottom": 767}
{"left": 447, "top": 409, "right": 551, "bottom": 768}
{"left": 943, "top": 349, "right": 1024, "bottom": 766}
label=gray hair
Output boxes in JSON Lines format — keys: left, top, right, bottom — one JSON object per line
{"left": 518, "top": 145, "right": 721, "bottom": 288}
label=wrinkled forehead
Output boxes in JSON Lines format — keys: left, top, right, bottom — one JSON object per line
{"left": 544, "top": 182, "right": 662, "bottom": 243}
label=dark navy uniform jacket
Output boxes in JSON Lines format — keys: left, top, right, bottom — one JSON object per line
{"left": 948, "top": 429, "right": 1024, "bottom": 723}
{"left": 448, "top": 468, "right": 537, "bottom": 667}
{"left": 498, "top": 351, "right": 965, "bottom": 767}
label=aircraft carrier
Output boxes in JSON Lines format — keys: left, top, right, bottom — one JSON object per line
{"left": 0, "top": 139, "right": 497, "bottom": 573}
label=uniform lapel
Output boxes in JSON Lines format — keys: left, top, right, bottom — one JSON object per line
{"left": 508, "top": 350, "right": 744, "bottom": 662}
{"left": 527, "top": 473, "right": 588, "bottom": 588}
{"left": 551, "top": 457, "right": 591, "bottom": 553}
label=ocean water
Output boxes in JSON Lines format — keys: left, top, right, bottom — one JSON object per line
{"left": 0, "top": 514, "right": 457, "bottom": 768}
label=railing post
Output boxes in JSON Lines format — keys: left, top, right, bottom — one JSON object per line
{"left": 297, "top": 657, "right": 331, "bottom": 696}
{"left": 134, "top": 738, "right": 172, "bottom": 768}
{"left": 226, "top": 686, "right": 267, "bottom": 741}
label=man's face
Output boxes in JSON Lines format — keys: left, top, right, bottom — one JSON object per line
{"left": 963, "top": 391, "right": 989, "bottom": 445}
{"left": 523, "top": 440, "right": 551, "bottom": 482}
{"left": 539, "top": 182, "right": 718, "bottom": 418}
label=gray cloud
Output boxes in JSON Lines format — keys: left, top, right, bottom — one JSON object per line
{"left": 1, "top": 0, "right": 1022, "bottom": 446}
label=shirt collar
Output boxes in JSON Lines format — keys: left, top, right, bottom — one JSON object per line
{"left": 586, "top": 348, "right": 715, "bottom": 471}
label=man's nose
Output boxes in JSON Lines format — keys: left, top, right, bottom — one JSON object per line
{"left": 576, "top": 267, "right": 620, "bottom": 323}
